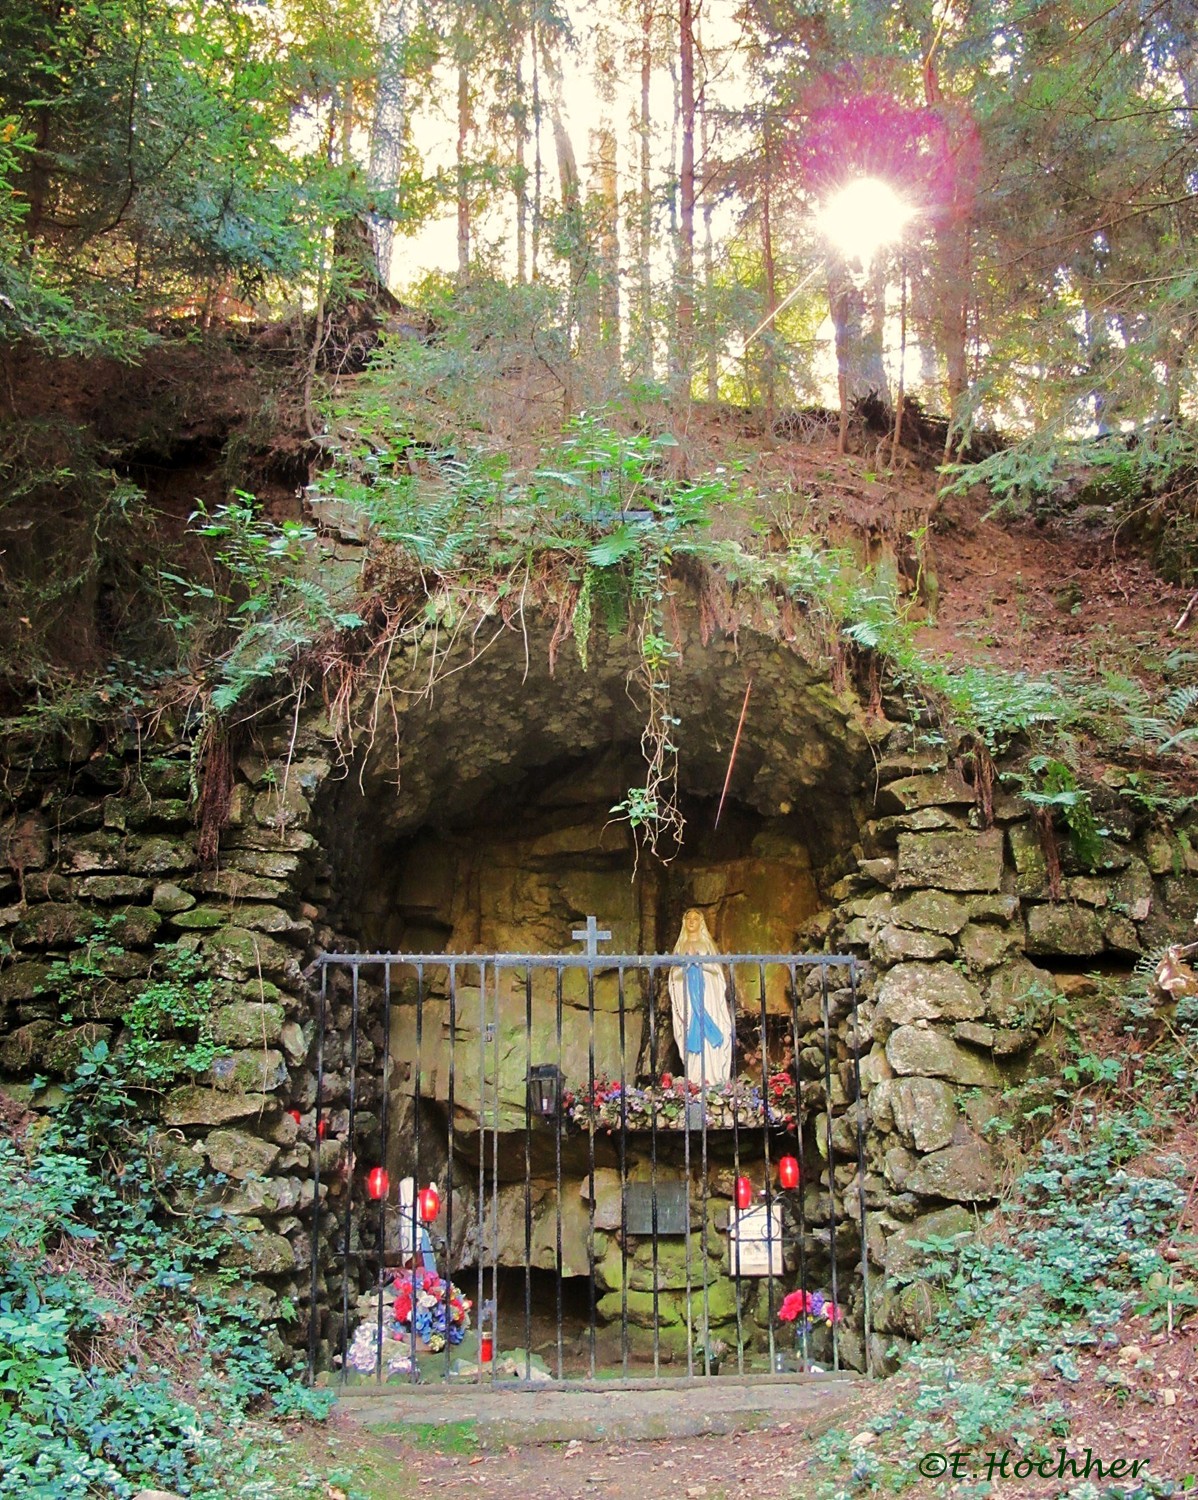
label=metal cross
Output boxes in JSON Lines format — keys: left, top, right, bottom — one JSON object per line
{"left": 572, "top": 914, "right": 611, "bottom": 957}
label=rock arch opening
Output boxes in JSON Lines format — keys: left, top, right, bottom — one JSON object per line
{"left": 302, "top": 607, "right": 882, "bottom": 1377}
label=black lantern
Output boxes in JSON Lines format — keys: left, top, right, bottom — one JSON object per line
{"left": 527, "top": 1063, "right": 563, "bottom": 1121}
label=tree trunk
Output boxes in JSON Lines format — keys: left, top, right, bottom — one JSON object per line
{"left": 532, "top": 19, "right": 542, "bottom": 280}
{"left": 700, "top": 42, "right": 716, "bottom": 403}
{"left": 515, "top": 47, "right": 528, "bottom": 285}
{"left": 456, "top": 61, "right": 471, "bottom": 283}
{"left": 367, "top": 0, "right": 411, "bottom": 286}
{"left": 761, "top": 157, "right": 777, "bottom": 421}
{"left": 595, "top": 127, "right": 621, "bottom": 368}
{"left": 828, "top": 257, "right": 889, "bottom": 440}
{"left": 542, "top": 37, "right": 584, "bottom": 409}
{"left": 675, "top": 0, "right": 697, "bottom": 392}
{"left": 635, "top": 0, "right": 654, "bottom": 375}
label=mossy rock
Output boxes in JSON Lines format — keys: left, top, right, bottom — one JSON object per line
{"left": 60, "top": 830, "right": 123, "bottom": 873}
{"left": 0, "top": 960, "right": 52, "bottom": 1001}
{"left": 202, "top": 1127, "right": 280, "bottom": 1179}
{"left": 152, "top": 882, "right": 195, "bottom": 914}
{"left": 894, "top": 831, "right": 1004, "bottom": 892}
{"left": 108, "top": 905, "right": 163, "bottom": 948}
{"left": 190, "top": 868, "right": 288, "bottom": 901}
{"left": 161, "top": 1086, "right": 279, "bottom": 1127}
{"left": 0, "top": 1019, "right": 55, "bottom": 1072}
{"left": 871, "top": 924, "right": 954, "bottom": 965}
{"left": 876, "top": 771, "right": 974, "bottom": 815}
{"left": 596, "top": 1287, "right": 686, "bottom": 1329}
{"left": 884, "top": 1204, "right": 975, "bottom": 1277}
{"left": 230, "top": 1231, "right": 296, "bottom": 1276}
{"left": 958, "top": 922, "right": 1021, "bottom": 970}
{"left": 78, "top": 876, "right": 152, "bottom": 903}
{"left": 883, "top": 1076, "right": 958, "bottom": 1154}
{"left": 905, "top": 1140, "right": 1000, "bottom": 1202}
{"left": 209, "top": 1048, "right": 287, "bottom": 1093}
{"left": 171, "top": 905, "right": 230, "bottom": 931}
{"left": 885, "top": 1026, "right": 1002, "bottom": 1087}
{"left": 42, "top": 1023, "right": 113, "bottom": 1074}
{"left": 201, "top": 927, "right": 295, "bottom": 981}
{"left": 875, "top": 963, "right": 985, "bottom": 1031}
{"left": 0, "top": 812, "right": 49, "bottom": 871}
{"left": 124, "top": 836, "right": 198, "bottom": 875}
{"left": 985, "top": 960, "right": 1058, "bottom": 1029}
{"left": 212, "top": 1002, "right": 285, "bottom": 1047}
{"left": 1024, "top": 902, "right": 1105, "bottom": 957}
{"left": 13, "top": 903, "right": 95, "bottom": 948}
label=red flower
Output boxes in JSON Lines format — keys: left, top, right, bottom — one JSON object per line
{"left": 778, "top": 1290, "right": 812, "bottom": 1322}
{"left": 660, "top": 1073, "right": 673, "bottom": 1088}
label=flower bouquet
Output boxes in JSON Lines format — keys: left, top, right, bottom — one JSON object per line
{"left": 778, "top": 1288, "right": 842, "bottom": 1337}
{"left": 343, "top": 1269, "right": 472, "bottom": 1376}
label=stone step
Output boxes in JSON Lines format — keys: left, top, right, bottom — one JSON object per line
{"left": 336, "top": 1372, "right": 864, "bottom": 1448}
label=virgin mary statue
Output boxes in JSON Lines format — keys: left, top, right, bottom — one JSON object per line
{"left": 668, "top": 909, "right": 733, "bottom": 1087}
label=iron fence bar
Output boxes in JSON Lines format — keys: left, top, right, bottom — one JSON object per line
{"left": 821, "top": 965, "right": 840, "bottom": 1373}
{"left": 490, "top": 964, "right": 500, "bottom": 1385}
{"left": 731, "top": 965, "right": 744, "bottom": 1376}
{"left": 682, "top": 965, "right": 693, "bottom": 1380}
{"left": 408, "top": 963, "right": 424, "bottom": 1382}
{"left": 306, "top": 963, "right": 327, "bottom": 1381}
{"left": 758, "top": 960, "right": 776, "bottom": 1374}
{"left": 376, "top": 962, "right": 392, "bottom": 1383}
{"left": 476, "top": 965, "right": 486, "bottom": 1385}
{"left": 586, "top": 962, "right": 597, "bottom": 1379}
{"left": 341, "top": 964, "right": 360, "bottom": 1385}
{"left": 445, "top": 962, "right": 457, "bottom": 1382}
{"left": 617, "top": 964, "right": 629, "bottom": 1379}
{"left": 523, "top": 967, "right": 533, "bottom": 1381}
{"left": 319, "top": 952, "right": 855, "bottom": 968}
{"left": 789, "top": 962, "right": 810, "bottom": 1370}
{"left": 699, "top": 971, "right": 711, "bottom": 1378}
{"left": 554, "top": 965, "right": 564, "bottom": 1382}
{"left": 648, "top": 975, "right": 660, "bottom": 1377}
{"left": 849, "top": 961, "right": 872, "bottom": 1377}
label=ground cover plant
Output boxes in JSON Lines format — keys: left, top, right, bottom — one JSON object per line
{"left": 0, "top": 1042, "right": 334, "bottom": 1499}
{"left": 801, "top": 974, "right": 1198, "bottom": 1499}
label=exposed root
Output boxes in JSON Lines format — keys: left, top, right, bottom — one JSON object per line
{"left": 1036, "top": 805, "right": 1063, "bottom": 900}
{"left": 195, "top": 718, "right": 234, "bottom": 867}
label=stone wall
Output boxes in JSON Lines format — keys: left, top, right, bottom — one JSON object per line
{"left": 823, "top": 733, "right": 1197, "bottom": 1368}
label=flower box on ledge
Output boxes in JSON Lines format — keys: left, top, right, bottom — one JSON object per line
{"left": 565, "top": 1073, "right": 798, "bottom": 1133}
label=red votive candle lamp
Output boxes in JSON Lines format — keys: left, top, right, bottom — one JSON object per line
{"left": 365, "top": 1166, "right": 390, "bottom": 1201}
{"left": 418, "top": 1183, "right": 440, "bottom": 1222}
{"left": 287, "top": 1109, "right": 302, "bottom": 1125}
{"left": 480, "top": 1332, "right": 494, "bottom": 1363}
{"left": 316, "top": 1118, "right": 328, "bottom": 1140}
{"left": 778, "top": 1155, "right": 800, "bottom": 1190}
{"left": 734, "top": 1175, "right": 753, "bottom": 1211}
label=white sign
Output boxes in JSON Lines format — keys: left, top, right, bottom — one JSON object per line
{"left": 728, "top": 1203, "right": 784, "bottom": 1277}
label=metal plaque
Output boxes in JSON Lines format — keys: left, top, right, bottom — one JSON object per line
{"left": 625, "top": 1181, "right": 688, "bottom": 1236}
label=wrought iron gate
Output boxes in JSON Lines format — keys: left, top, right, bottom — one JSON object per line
{"left": 304, "top": 925, "right": 869, "bottom": 1386}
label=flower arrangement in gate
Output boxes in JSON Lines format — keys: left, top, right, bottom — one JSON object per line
{"left": 565, "top": 1071, "right": 797, "bottom": 1132}
{"left": 778, "top": 1288, "right": 843, "bottom": 1335}
{"left": 387, "top": 1267, "right": 471, "bottom": 1353}
{"left": 342, "top": 1269, "right": 472, "bottom": 1375}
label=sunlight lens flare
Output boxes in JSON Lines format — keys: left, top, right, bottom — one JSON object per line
{"left": 815, "top": 177, "right": 914, "bottom": 265}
